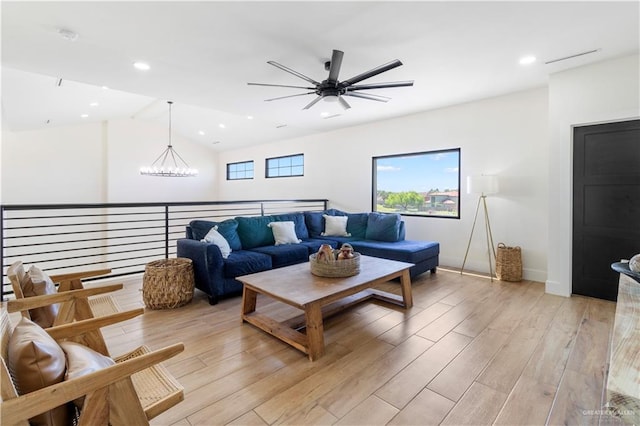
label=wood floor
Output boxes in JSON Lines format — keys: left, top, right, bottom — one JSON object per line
{"left": 95, "top": 268, "right": 621, "bottom": 426}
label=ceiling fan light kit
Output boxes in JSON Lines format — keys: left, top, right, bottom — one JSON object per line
{"left": 140, "top": 101, "right": 198, "bottom": 177}
{"left": 248, "top": 49, "right": 413, "bottom": 110}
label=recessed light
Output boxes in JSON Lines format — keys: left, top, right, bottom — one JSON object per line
{"left": 320, "top": 112, "right": 330, "bottom": 117}
{"left": 198, "top": 130, "right": 205, "bottom": 136}
{"left": 80, "top": 114, "right": 89, "bottom": 118}
{"left": 247, "top": 115, "right": 254, "bottom": 120}
{"left": 519, "top": 55, "right": 536, "bottom": 65}
{"left": 89, "top": 102, "right": 99, "bottom": 107}
{"left": 218, "top": 124, "right": 226, "bottom": 129}
{"left": 57, "top": 28, "right": 78, "bottom": 42}
{"left": 133, "top": 61, "right": 150, "bottom": 71}
{"left": 101, "top": 86, "right": 109, "bottom": 90}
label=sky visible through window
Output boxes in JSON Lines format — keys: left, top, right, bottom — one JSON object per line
{"left": 376, "top": 151, "right": 459, "bottom": 193}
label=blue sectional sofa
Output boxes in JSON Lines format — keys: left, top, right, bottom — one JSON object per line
{"left": 177, "top": 209, "right": 439, "bottom": 305}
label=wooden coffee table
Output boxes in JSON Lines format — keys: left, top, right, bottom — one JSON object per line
{"left": 237, "top": 255, "right": 413, "bottom": 361}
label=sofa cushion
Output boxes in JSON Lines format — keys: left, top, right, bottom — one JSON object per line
{"left": 250, "top": 244, "right": 310, "bottom": 268}
{"left": 190, "top": 219, "right": 242, "bottom": 251}
{"left": 202, "top": 226, "right": 232, "bottom": 258}
{"left": 20, "top": 266, "right": 60, "bottom": 328}
{"left": 236, "top": 216, "right": 276, "bottom": 249}
{"left": 223, "top": 250, "right": 272, "bottom": 278}
{"left": 299, "top": 238, "right": 339, "bottom": 254}
{"left": 365, "top": 213, "right": 401, "bottom": 242}
{"left": 322, "top": 215, "right": 351, "bottom": 237}
{"left": 268, "top": 221, "right": 302, "bottom": 245}
{"left": 346, "top": 213, "right": 369, "bottom": 239}
{"left": 271, "top": 213, "right": 309, "bottom": 239}
{"left": 8, "top": 317, "right": 69, "bottom": 426}
{"left": 350, "top": 240, "right": 440, "bottom": 264}
{"left": 304, "top": 211, "right": 324, "bottom": 238}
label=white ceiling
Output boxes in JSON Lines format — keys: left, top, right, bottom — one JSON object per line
{"left": 2, "top": 1, "right": 638, "bottom": 151}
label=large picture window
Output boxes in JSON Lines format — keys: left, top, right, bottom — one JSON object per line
{"left": 266, "top": 154, "right": 304, "bottom": 178}
{"left": 227, "top": 161, "right": 254, "bottom": 180}
{"left": 372, "top": 148, "right": 461, "bottom": 218}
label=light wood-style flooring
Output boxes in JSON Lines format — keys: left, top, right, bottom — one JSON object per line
{"left": 97, "top": 268, "right": 621, "bottom": 426}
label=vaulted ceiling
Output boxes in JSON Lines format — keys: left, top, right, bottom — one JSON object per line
{"left": 2, "top": 1, "right": 638, "bottom": 150}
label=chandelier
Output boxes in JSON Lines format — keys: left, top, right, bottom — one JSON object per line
{"left": 140, "top": 101, "right": 198, "bottom": 177}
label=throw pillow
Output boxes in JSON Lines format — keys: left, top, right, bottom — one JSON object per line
{"left": 268, "top": 221, "right": 302, "bottom": 245}
{"left": 201, "top": 226, "right": 232, "bottom": 258}
{"left": 321, "top": 215, "right": 351, "bottom": 237}
{"left": 8, "top": 317, "right": 69, "bottom": 426}
{"left": 189, "top": 219, "right": 242, "bottom": 251}
{"left": 365, "top": 212, "right": 401, "bottom": 242}
{"left": 236, "top": 216, "right": 276, "bottom": 249}
{"left": 60, "top": 341, "right": 115, "bottom": 407}
{"left": 346, "top": 213, "right": 369, "bottom": 239}
{"left": 20, "top": 265, "right": 60, "bottom": 328}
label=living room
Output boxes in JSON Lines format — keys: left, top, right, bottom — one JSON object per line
{"left": 1, "top": 1, "right": 639, "bottom": 425}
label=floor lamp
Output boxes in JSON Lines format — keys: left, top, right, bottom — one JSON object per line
{"left": 461, "top": 175, "right": 499, "bottom": 281}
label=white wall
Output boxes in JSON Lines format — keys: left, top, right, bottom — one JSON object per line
{"left": 1, "top": 119, "right": 218, "bottom": 204}
{"left": 547, "top": 53, "right": 640, "bottom": 296}
{"left": 217, "top": 87, "right": 549, "bottom": 281}
{"left": 1, "top": 122, "right": 105, "bottom": 203}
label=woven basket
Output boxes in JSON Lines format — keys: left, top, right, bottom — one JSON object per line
{"left": 309, "top": 252, "right": 361, "bottom": 277}
{"left": 143, "top": 258, "right": 194, "bottom": 309}
{"left": 496, "top": 243, "right": 522, "bottom": 282}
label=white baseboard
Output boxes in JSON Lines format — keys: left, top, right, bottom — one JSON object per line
{"left": 545, "top": 280, "right": 571, "bottom": 297}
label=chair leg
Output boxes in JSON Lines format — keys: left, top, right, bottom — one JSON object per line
{"left": 207, "top": 295, "right": 218, "bottom": 305}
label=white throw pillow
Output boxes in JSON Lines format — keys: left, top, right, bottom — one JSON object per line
{"left": 201, "top": 226, "right": 232, "bottom": 258}
{"left": 268, "top": 221, "right": 302, "bottom": 245}
{"left": 321, "top": 215, "right": 351, "bottom": 237}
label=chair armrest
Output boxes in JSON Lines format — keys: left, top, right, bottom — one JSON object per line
{"left": 6, "top": 284, "right": 124, "bottom": 313}
{"left": 48, "top": 268, "right": 112, "bottom": 283}
{"left": 0, "top": 342, "right": 184, "bottom": 425}
{"left": 46, "top": 308, "right": 144, "bottom": 340}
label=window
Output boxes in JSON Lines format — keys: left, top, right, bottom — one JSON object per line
{"left": 266, "top": 154, "right": 304, "bottom": 178}
{"left": 372, "top": 148, "right": 461, "bottom": 218}
{"left": 227, "top": 161, "right": 254, "bottom": 180}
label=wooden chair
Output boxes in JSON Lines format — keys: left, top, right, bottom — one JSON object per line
{"left": 1, "top": 293, "right": 185, "bottom": 425}
{"left": 8, "top": 261, "right": 122, "bottom": 325}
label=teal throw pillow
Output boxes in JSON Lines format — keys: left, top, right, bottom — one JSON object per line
{"left": 365, "top": 213, "right": 401, "bottom": 242}
{"left": 236, "top": 216, "right": 276, "bottom": 249}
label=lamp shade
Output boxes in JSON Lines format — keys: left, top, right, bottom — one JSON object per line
{"left": 467, "top": 175, "right": 499, "bottom": 195}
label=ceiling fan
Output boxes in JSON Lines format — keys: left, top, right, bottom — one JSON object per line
{"left": 248, "top": 49, "right": 414, "bottom": 110}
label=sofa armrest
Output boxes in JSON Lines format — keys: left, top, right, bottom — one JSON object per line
{"left": 177, "top": 238, "right": 225, "bottom": 300}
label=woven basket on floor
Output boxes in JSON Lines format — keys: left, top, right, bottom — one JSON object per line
{"left": 143, "top": 258, "right": 194, "bottom": 309}
{"left": 309, "top": 252, "right": 361, "bottom": 277}
{"left": 496, "top": 243, "right": 522, "bottom": 282}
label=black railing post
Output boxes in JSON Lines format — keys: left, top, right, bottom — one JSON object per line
{"left": 165, "top": 205, "right": 170, "bottom": 259}
{"left": 260, "top": 203, "right": 265, "bottom": 216}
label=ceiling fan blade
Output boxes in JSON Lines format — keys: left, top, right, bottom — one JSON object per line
{"left": 303, "top": 96, "right": 324, "bottom": 110}
{"left": 343, "top": 92, "right": 391, "bottom": 102}
{"left": 338, "top": 96, "right": 351, "bottom": 110}
{"left": 268, "top": 61, "right": 320, "bottom": 85}
{"left": 340, "top": 59, "right": 403, "bottom": 87}
{"left": 248, "top": 82, "right": 316, "bottom": 90}
{"left": 327, "top": 50, "right": 344, "bottom": 83}
{"left": 348, "top": 80, "right": 414, "bottom": 90}
{"left": 265, "top": 91, "right": 316, "bottom": 102}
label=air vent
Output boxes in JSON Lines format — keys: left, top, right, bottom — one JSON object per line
{"left": 544, "top": 49, "right": 600, "bottom": 65}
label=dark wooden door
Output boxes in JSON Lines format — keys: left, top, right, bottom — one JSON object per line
{"left": 573, "top": 119, "right": 640, "bottom": 301}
